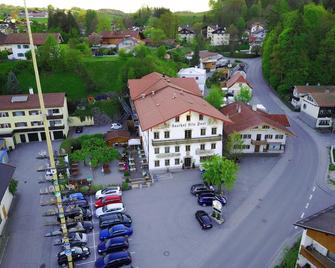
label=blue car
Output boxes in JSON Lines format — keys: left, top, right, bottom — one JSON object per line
{"left": 68, "top": 192, "right": 85, "bottom": 200}
{"left": 99, "top": 224, "right": 133, "bottom": 241}
{"left": 95, "top": 251, "right": 132, "bottom": 268}
{"left": 198, "top": 193, "right": 227, "bottom": 207}
{"left": 97, "top": 236, "right": 129, "bottom": 255}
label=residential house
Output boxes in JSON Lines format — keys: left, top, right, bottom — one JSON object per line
{"left": 291, "top": 85, "right": 335, "bottom": 110}
{"left": 0, "top": 32, "right": 62, "bottom": 60}
{"left": 199, "top": 50, "right": 223, "bottom": 72}
{"left": 19, "top": 10, "right": 48, "bottom": 18}
{"left": 220, "top": 102, "right": 293, "bottom": 153}
{"left": 210, "top": 28, "right": 230, "bottom": 46}
{"left": 128, "top": 72, "right": 231, "bottom": 171}
{"left": 98, "top": 30, "right": 142, "bottom": 52}
{"left": 178, "top": 27, "right": 195, "bottom": 43}
{"left": 299, "top": 89, "right": 335, "bottom": 129}
{"left": 0, "top": 92, "right": 69, "bottom": 150}
{"left": 0, "top": 163, "right": 15, "bottom": 235}
{"left": 249, "top": 23, "right": 266, "bottom": 53}
{"left": 295, "top": 204, "right": 335, "bottom": 268}
{"left": 223, "top": 71, "right": 253, "bottom": 98}
{"left": 202, "top": 25, "right": 219, "bottom": 39}
{"left": 177, "top": 67, "right": 207, "bottom": 95}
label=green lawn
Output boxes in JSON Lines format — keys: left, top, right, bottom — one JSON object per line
{"left": 82, "top": 56, "right": 120, "bottom": 62}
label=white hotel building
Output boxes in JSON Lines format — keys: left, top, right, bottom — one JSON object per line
{"left": 128, "top": 72, "right": 231, "bottom": 171}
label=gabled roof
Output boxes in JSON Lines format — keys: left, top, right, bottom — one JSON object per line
{"left": 178, "top": 28, "right": 195, "bottom": 34}
{"left": 0, "top": 33, "right": 62, "bottom": 45}
{"left": 295, "top": 204, "right": 335, "bottom": 236}
{"left": 294, "top": 85, "right": 335, "bottom": 95}
{"left": 128, "top": 72, "right": 202, "bottom": 101}
{"left": 0, "top": 163, "right": 15, "bottom": 199}
{"left": 226, "top": 72, "right": 253, "bottom": 89}
{"left": 220, "top": 102, "right": 294, "bottom": 136}
{"left": 199, "top": 50, "right": 222, "bottom": 60}
{"left": 0, "top": 93, "right": 65, "bottom": 111}
{"left": 100, "top": 30, "right": 141, "bottom": 40}
{"left": 309, "top": 91, "right": 335, "bottom": 107}
{"left": 128, "top": 72, "right": 231, "bottom": 131}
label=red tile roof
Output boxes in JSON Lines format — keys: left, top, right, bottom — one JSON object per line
{"left": 310, "top": 92, "right": 335, "bottom": 107}
{"left": 226, "top": 72, "right": 253, "bottom": 89}
{"left": 199, "top": 50, "right": 221, "bottom": 60}
{"left": 128, "top": 72, "right": 232, "bottom": 131}
{"left": 100, "top": 30, "right": 141, "bottom": 40}
{"left": 1, "top": 33, "right": 62, "bottom": 45}
{"left": 294, "top": 85, "right": 335, "bottom": 94}
{"left": 220, "top": 102, "right": 293, "bottom": 136}
{"left": 0, "top": 93, "right": 65, "bottom": 110}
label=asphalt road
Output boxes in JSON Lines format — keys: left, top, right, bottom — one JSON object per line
{"left": 184, "top": 58, "right": 335, "bottom": 268}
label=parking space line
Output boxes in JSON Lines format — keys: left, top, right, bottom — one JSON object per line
{"left": 309, "top": 194, "right": 313, "bottom": 200}
{"left": 305, "top": 203, "right": 309, "bottom": 209}
{"left": 300, "top": 212, "right": 305, "bottom": 219}
{"left": 312, "top": 186, "right": 316, "bottom": 192}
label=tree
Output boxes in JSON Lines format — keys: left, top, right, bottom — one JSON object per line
{"left": 144, "top": 27, "right": 166, "bottom": 44}
{"left": 88, "top": 32, "right": 102, "bottom": 46}
{"left": 97, "top": 13, "right": 111, "bottom": 32}
{"left": 9, "top": 179, "right": 18, "bottom": 195}
{"left": 6, "top": 71, "right": 21, "bottom": 94}
{"left": 85, "top": 10, "right": 98, "bottom": 35}
{"left": 234, "top": 85, "right": 252, "bottom": 103}
{"left": 37, "top": 34, "right": 61, "bottom": 71}
{"left": 156, "top": 45, "right": 166, "bottom": 59}
{"left": 225, "top": 132, "right": 244, "bottom": 160}
{"left": 191, "top": 44, "right": 200, "bottom": 66}
{"left": 205, "top": 86, "right": 223, "bottom": 109}
{"left": 202, "top": 155, "right": 239, "bottom": 192}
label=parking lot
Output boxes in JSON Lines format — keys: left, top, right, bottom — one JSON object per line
{"left": 2, "top": 139, "right": 279, "bottom": 268}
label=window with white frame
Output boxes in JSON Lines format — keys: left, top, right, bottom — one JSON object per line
{"left": 154, "top": 132, "right": 159, "bottom": 139}
{"left": 154, "top": 148, "right": 159, "bottom": 154}
{"left": 211, "top": 143, "right": 216, "bottom": 149}
{"left": 175, "top": 158, "right": 180, "bottom": 165}
{"left": 164, "top": 131, "right": 170, "bottom": 139}
{"left": 275, "top": 134, "right": 284, "bottom": 139}
{"left": 155, "top": 160, "right": 160, "bottom": 167}
{"left": 200, "top": 144, "right": 205, "bottom": 150}
{"left": 165, "top": 159, "right": 170, "bottom": 166}
{"left": 175, "top": 146, "right": 180, "bottom": 152}
{"left": 165, "top": 147, "right": 170, "bottom": 153}
{"left": 265, "top": 134, "right": 273, "bottom": 139}
{"left": 242, "top": 134, "right": 251, "bottom": 139}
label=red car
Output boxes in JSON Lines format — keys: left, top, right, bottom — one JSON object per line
{"left": 95, "top": 195, "right": 123, "bottom": 208}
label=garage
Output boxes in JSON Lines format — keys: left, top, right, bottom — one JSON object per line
{"left": 40, "top": 132, "right": 46, "bottom": 140}
{"left": 28, "top": 133, "right": 39, "bottom": 142}
{"left": 53, "top": 131, "right": 64, "bottom": 140}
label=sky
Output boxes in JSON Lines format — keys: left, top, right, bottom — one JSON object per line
{"left": 0, "top": 0, "right": 210, "bottom": 13}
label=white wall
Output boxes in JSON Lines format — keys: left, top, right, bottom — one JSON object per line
{"left": 0, "top": 187, "right": 13, "bottom": 235}
{"left": 68, "top": 116, "right": 94, "bottom": 127}
{"left": 227, "top": 82, "right": 252, "bottom": 97}
{"left": 301, "top": 96, "right": 320, "bottom": 119}
{"left": 178, "top": 33, "right": 195, "bottom": 43}
{"left": 140, "top": 111, "right": 223, "bottom": 171}
{"left": 9, "top": 44, "right": 34, "bottom": 60}
{"left": 210, "top": 33, "right": 230, "bottom": 46}
{"left": 178, "top": 69, "right": 206, "bottom": 95}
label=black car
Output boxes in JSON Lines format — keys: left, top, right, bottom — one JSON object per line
{"left": 197, "top": 193, "right": 227, "bottom": 207}
{"left": 97, "top": 236, "right": 129, "bottom": 255}
{"left": 63, "top": 199, "right": 89, "bottom": 209}
{"left": 75, "top": 126, "right": 83, "bottom": 133}
{"left": 95, "top": 251, "right": 132, "bottom": 268}
{"left": 99, "top": 213, "right": 132, "bottom": 229}
{"left": 58, "top": 246, "right": 90, "bottom": 266}
{"left": 67, "top": 221, "right": 94, "bottom": 233}
{"left": 58, "top": 207, "right": 92, "bottom": 222}
{"left": 190, "top": 183, "right": 214, "bottom": 196}
{"left": 195, "top": 210, "right": 213, "bottom": 230}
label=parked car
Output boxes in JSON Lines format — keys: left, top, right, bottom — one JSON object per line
{"left": 96, "top": 203, "right": 125, "bottom": 218}
{"left": 75, "top": 126, "right": 83, "bottom": 133}
{"left": 67, "top": 221, "right": 94, "bottom": 233}
{"left": 95, "top": 195, "right": 122, "bottom": 208}
{"left": 63, "top": 232, "right": 87, "bottom": 246}
{"left": 190, "top": 184, "right": 214, "bottom": 196}
{"left": 58, "top": 207, "right": 92, "bottom": 221}
{"left": 99, "top": 224, "right": 133, "bottom": 241}
{"left": 95, "top": 187, "right": 122, "bottom": 200}
{"left": 197, "top": 193, "right": 227, "bottom": 207}
{"left": 97, "top": 236, "right": 129, "bottom": 255}
{"left": 58, "top": 246, "right": 90, "bottom": 266}
{"left": 68, "top": 192, "right": 85, "bottom": 200}
{"left": 195, "top": 210, "right": 213, "bottom": 230}
{"left": 63, "top": 198, "right": 89, "bottom": 209}
{"left": 99, "top": 212, "right": 132, "bottom": 229}
{"left": 110, "top": 122, "right": 122, "bottom": 130}
{"left": 95, "top": 251, "right": 132, "bottom": 268}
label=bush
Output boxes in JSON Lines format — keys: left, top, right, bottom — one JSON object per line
{"left": 124, "top": 170, "right": 130, "bottom": 177}
{"left": 276, "top": 239, "right": 301, "bottom": 268}
{"left": 121, "top": 181, "right": 130, "bottom": 191}
{"left": 9, "top": 179, "right": 18, "bottom": 195}
{"left": 79, "top": 186, "right": 90, "bottom": 195}
{"left": 329, "top": 164, "right": 335, "bottom": 171}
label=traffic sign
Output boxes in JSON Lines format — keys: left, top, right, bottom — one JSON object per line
{"left": 65, "top": 249, "right": 72, "bottom": 256}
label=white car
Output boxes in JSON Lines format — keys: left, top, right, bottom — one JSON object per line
{"left": 95, "top": 203, "right": 125, "bottom": 218}
{"left": 110, "top": 123, "right": 122, "bottom": 130}
{"left": 95, "top": 187, "right": 122, "bottom": 200}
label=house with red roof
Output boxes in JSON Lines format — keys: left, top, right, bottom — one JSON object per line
{"left": 220, "top": 102, "right": 293, "bottom": 153}
{"left": 223, "top": 71, "right": 253, "bottom": 98}
{"left": 128, "top": 72, "right": 232, "bottom": 171}
{"left": 0, "top": 32, "right": 62, "bottom": 60}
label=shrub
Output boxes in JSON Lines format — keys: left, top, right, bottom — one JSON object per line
{"left": 79, "top": 186, "right": 90, "bottom": 194}
{"left": 329, "top": 164, "right": 335, "bottom": 171}
{"left": 121, "top": 181, "right": 130, "bottom": 191}
{"left": 124, "top": 170, "right": 130, "bottom": 177}
{"left": 9, "top": 179, "right": 18, "bottom": 195}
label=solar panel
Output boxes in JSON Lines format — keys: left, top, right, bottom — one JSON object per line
{"left": 11, "top": 95, "right": 28, "bottom": 103}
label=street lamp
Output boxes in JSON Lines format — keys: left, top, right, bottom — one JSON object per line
{"left": 23, "top": 1, "right": 73, "bottom": 267}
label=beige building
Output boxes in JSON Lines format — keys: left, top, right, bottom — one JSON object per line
{"left": 0, "top": 92, "right": 69, "bottom": 150}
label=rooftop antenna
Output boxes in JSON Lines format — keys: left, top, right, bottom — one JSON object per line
{"left": 23, "top": 1, "right": 73, "bottom": 267}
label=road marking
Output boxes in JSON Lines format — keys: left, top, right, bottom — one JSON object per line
{"left": 300, "top": 212, "right": 305, "bottom": 219}
{"left": 305, "top": 203, "right": 309, "bottom": 209}
{"left": 309, "top": 194, "right": 313, "bottom": 200}
{"left": 130, "top": 251, "right": 136, "bottom": 254}
{"left": 294, "top": 226, "right": 298, "bottom": 229}
{"left": 312, "top": 186, "right": 316, "bottom": 192}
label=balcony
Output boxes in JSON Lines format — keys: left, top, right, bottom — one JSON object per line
{"left": 251, "top": 139, "right": 268, "bottom": 146}
{"left": 195, "top": 149, "right": 215, "bottom": 156}
{"left": 300, "top": 245, "right": 335, "bottom": 268}
{"left": 155, "top": 152, "right": 181, "bottom": 159}
{"left": 46, "top": 114, "right": 63, "bottom": 120}
{"left": 152, "top": 135, "right": 222, "bottom": 146}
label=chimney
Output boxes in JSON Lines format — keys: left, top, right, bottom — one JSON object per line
{"left": 141, "top": 93, "right": 145, "bottom": 99}
{"left": 252, "top": 105, "right": 257, "bottom": 111}
{"left": 151, "top": 91, "right": 155, "bottom": 96}
{"left": 236, "top": 104, "right": 242, "bottom": 113}
{"left": 29, "top": 87, "right": 34, "bottom": 95}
